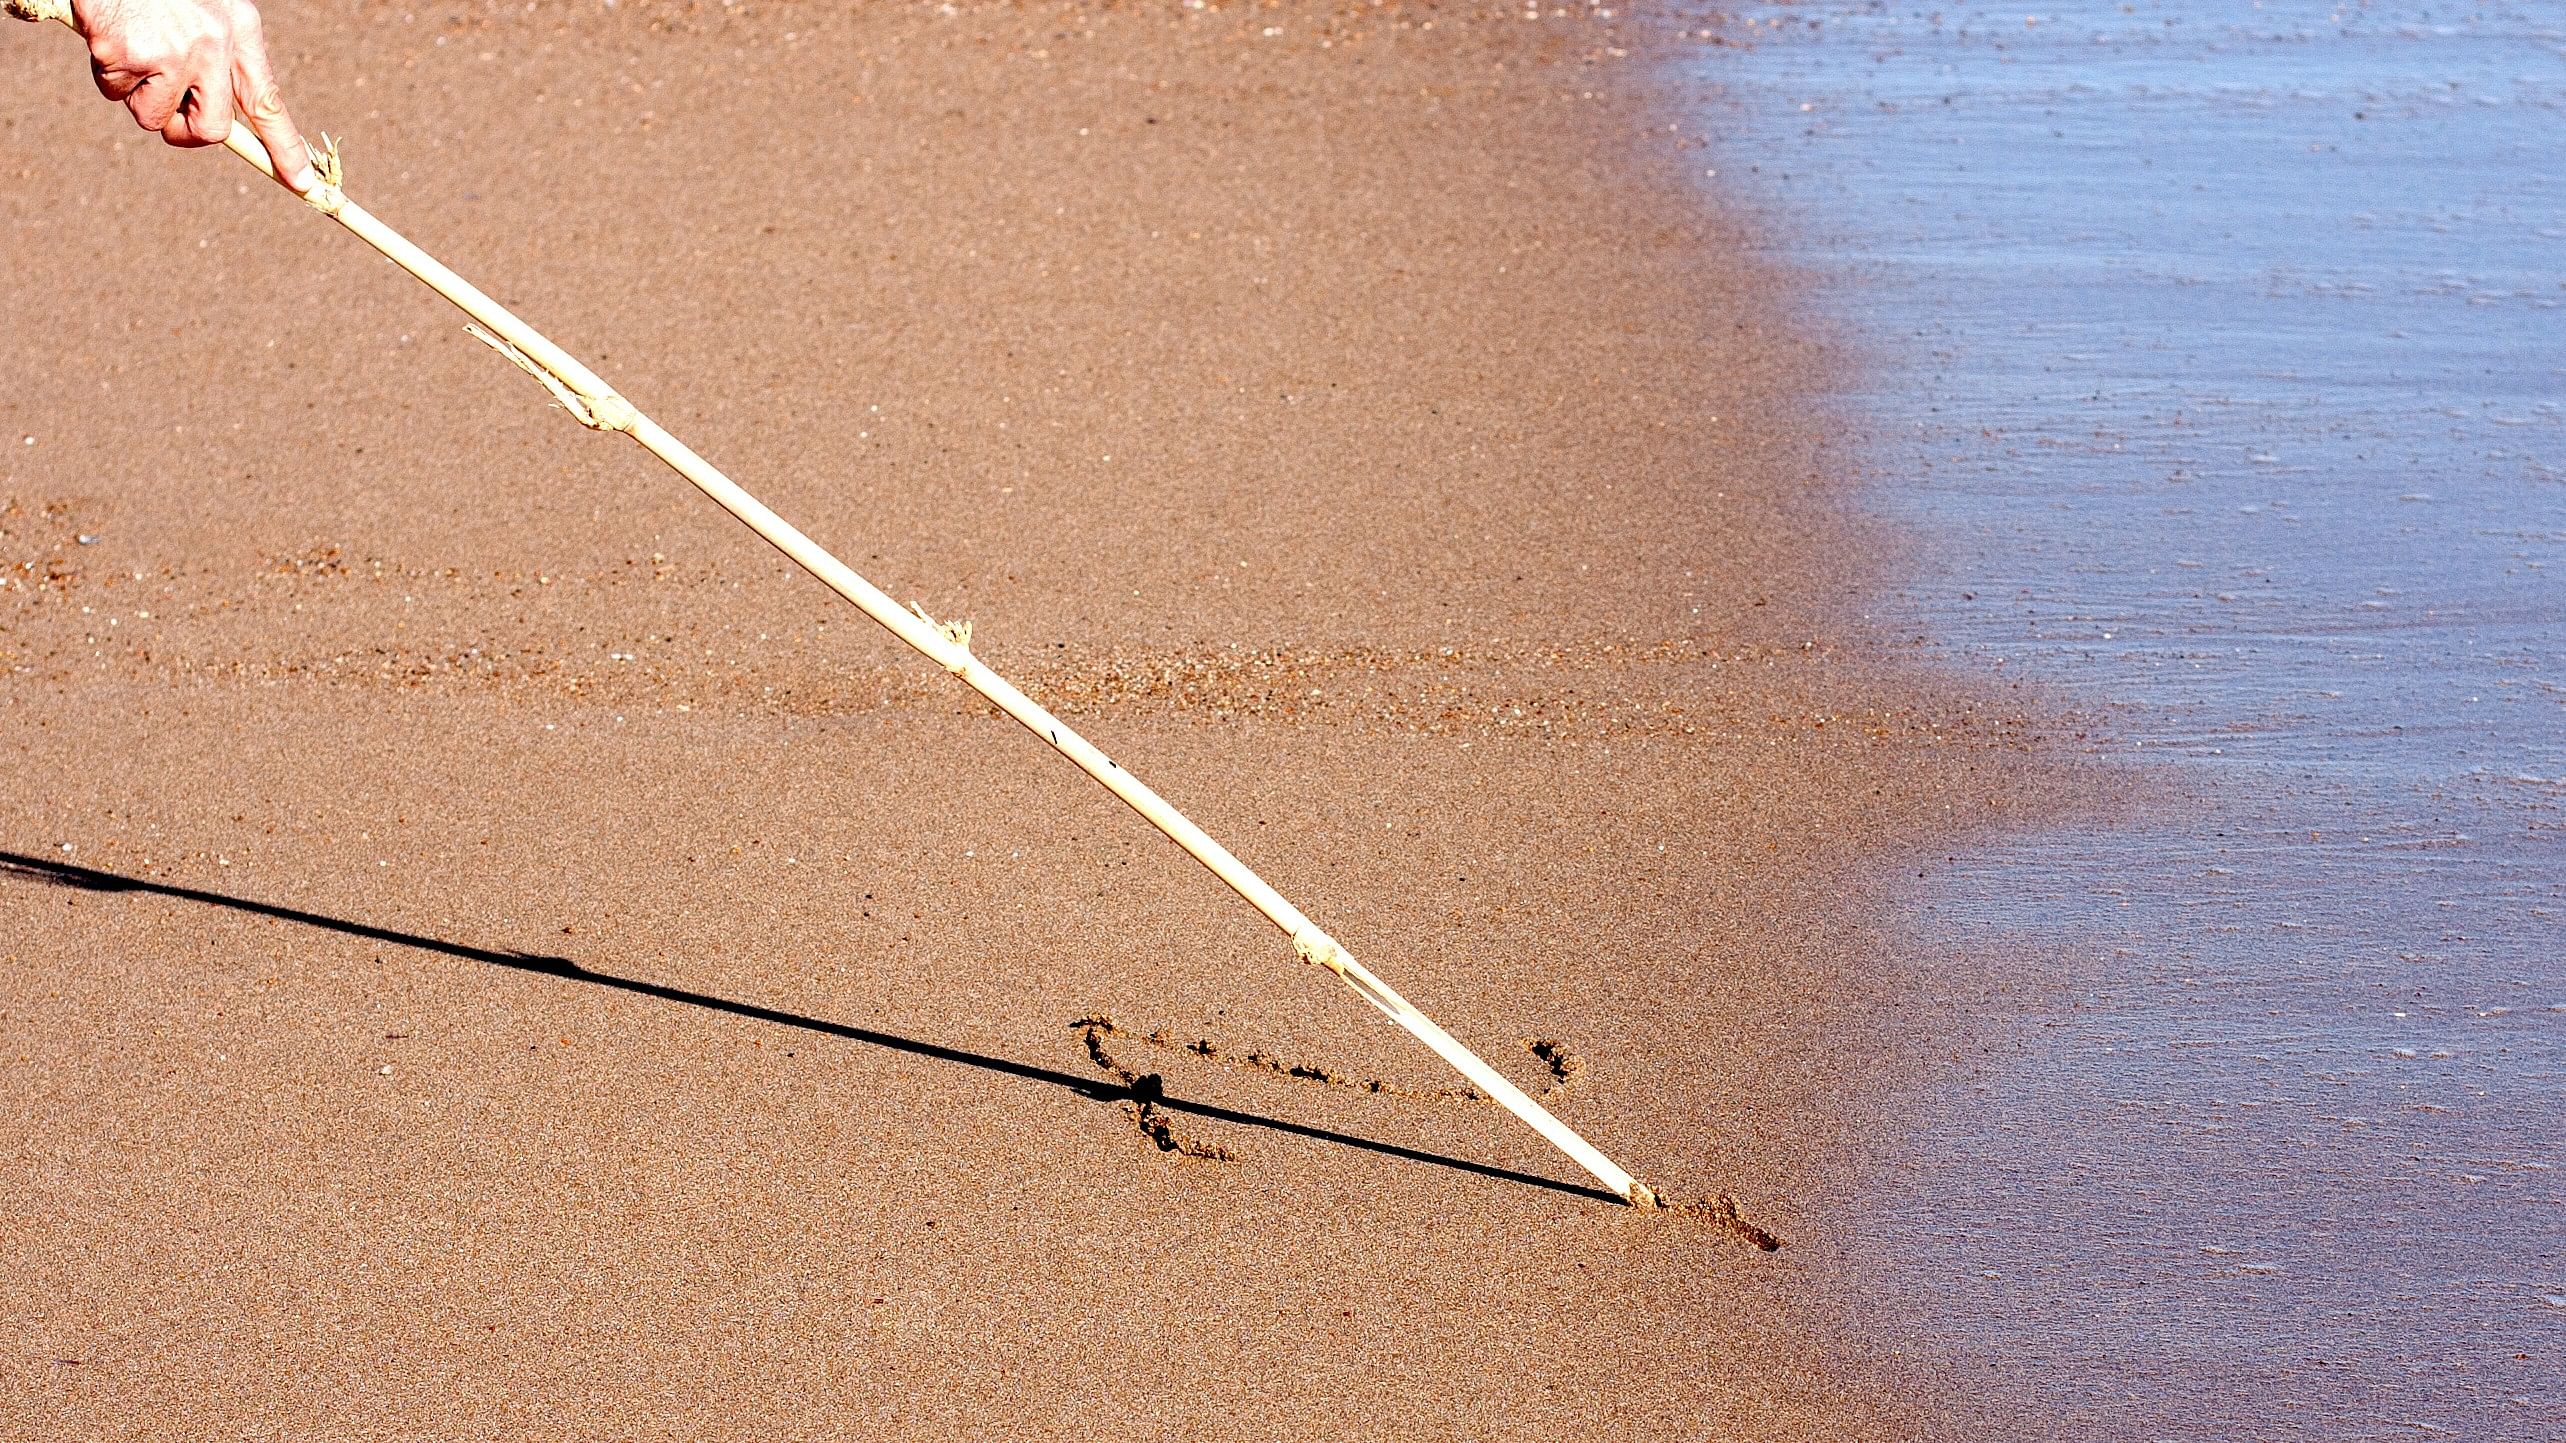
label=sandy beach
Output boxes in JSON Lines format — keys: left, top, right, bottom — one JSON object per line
{"left": 3, "top": 4, "right": 2085, "bottom": 1436}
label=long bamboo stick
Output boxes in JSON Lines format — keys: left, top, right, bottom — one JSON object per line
{"left": 10, "top": 1, "right": 1658, "bottom": 1207}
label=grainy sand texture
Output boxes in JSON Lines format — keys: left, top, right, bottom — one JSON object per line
{"left": 3, "top": 3, "right": 2081, "bottom": 1437}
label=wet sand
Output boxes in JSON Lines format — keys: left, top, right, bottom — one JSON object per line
{"left": 4, "top": 4, "right": 2079, "bottom": 1436}
{"left": 1691, "top": 2, "right": 2564, "bottom": 1437}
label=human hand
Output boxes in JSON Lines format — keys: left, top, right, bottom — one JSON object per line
{"left": 73, "top": 0, "right": 315, "bottom": 192}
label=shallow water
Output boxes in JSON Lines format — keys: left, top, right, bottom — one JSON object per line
{"left": 1687, "top": 2, "right": 2564, "bottom": 1435}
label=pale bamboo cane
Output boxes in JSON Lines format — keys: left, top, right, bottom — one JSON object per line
{"left": 9, "top": 0, "right": 1658, "bottom": 1208}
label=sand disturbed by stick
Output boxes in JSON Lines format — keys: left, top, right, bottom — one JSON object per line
{"left": 1072, "top": 1014, "right": 1779, "bottom": 1250}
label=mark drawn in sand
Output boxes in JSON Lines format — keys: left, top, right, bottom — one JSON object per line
{"left": 1641, "top": 1192, "right": 1783, "bottom": 1252}
{"left": 1076, "top": 1018, "right": 1238, "bottom": 1162}
{"left": 1074, "top": 1013, "right": 1584, "bottom": 1109}
{"left": 1074, "top": 1014, "right": 1585, "bottom": 1161}
{"left": 1071, "top": 1014, "right": 1779, "bottom": 1250}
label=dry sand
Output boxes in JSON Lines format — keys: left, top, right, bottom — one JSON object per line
{"left": 4, "top": 3, "right": 2087, "bottom": 1436}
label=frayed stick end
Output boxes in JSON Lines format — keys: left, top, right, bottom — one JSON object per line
{"left": 302, "top": 134, "right": 348, "bottom": 216}
{"left": 5, "top": 0, "right": 74, "bottom": 29}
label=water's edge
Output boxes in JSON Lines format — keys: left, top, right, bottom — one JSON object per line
{"left": 1684, "top": 4, "right": 2565, "bottom": 1436}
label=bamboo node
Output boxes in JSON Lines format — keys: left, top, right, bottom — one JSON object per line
{"left": 1292, "top": 926, "right": 1349, "bottom": 977}
{"left": 465, "top": 323, "right": 638, "bottom": 434}
{"left": 4, "top": 0, "right": 72, "bottom": 26}
{"left": 302, "top": 134, "right": 348, "bottom": 217}
{"left": 907, "top": 602, "right": 974, "bottom": 674}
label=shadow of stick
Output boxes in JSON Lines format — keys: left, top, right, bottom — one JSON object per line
{"left": 0, "top": 848, "right": 1621, "bottom": 1206}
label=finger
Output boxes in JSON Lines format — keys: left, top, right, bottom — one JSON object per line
{"left": 163, "top": 90, "right": 200, "bottom": 146}
{"left": 229, "top": 10, "right": 314, "bottom": 192}
{"left": 88, "top": 28, "right": 140, "bottom": 100}
{"left": 125, "top": 69, "right": 185, "bottom": 135}
{"left": 92, "top": 58, "right": 140, "bottom": 103}
{"left": 163, "top": 88, "right": 219, "bottom": 149}
{"left": 163, "top": 57, "right": 234, "bottom": 149}
{"left": 175, "top": 49, "right": 238, "bottom": 147}
{"left": 171, "top": 56, "right": 236, "bottom": 149}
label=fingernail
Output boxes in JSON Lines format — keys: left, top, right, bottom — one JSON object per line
{"left": 285, "top": 162, "right": 319, "bottom": 193}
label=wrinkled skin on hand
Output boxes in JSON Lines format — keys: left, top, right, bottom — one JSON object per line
{"left": 74, "top": 0, "right": 313, "bottom": 191}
